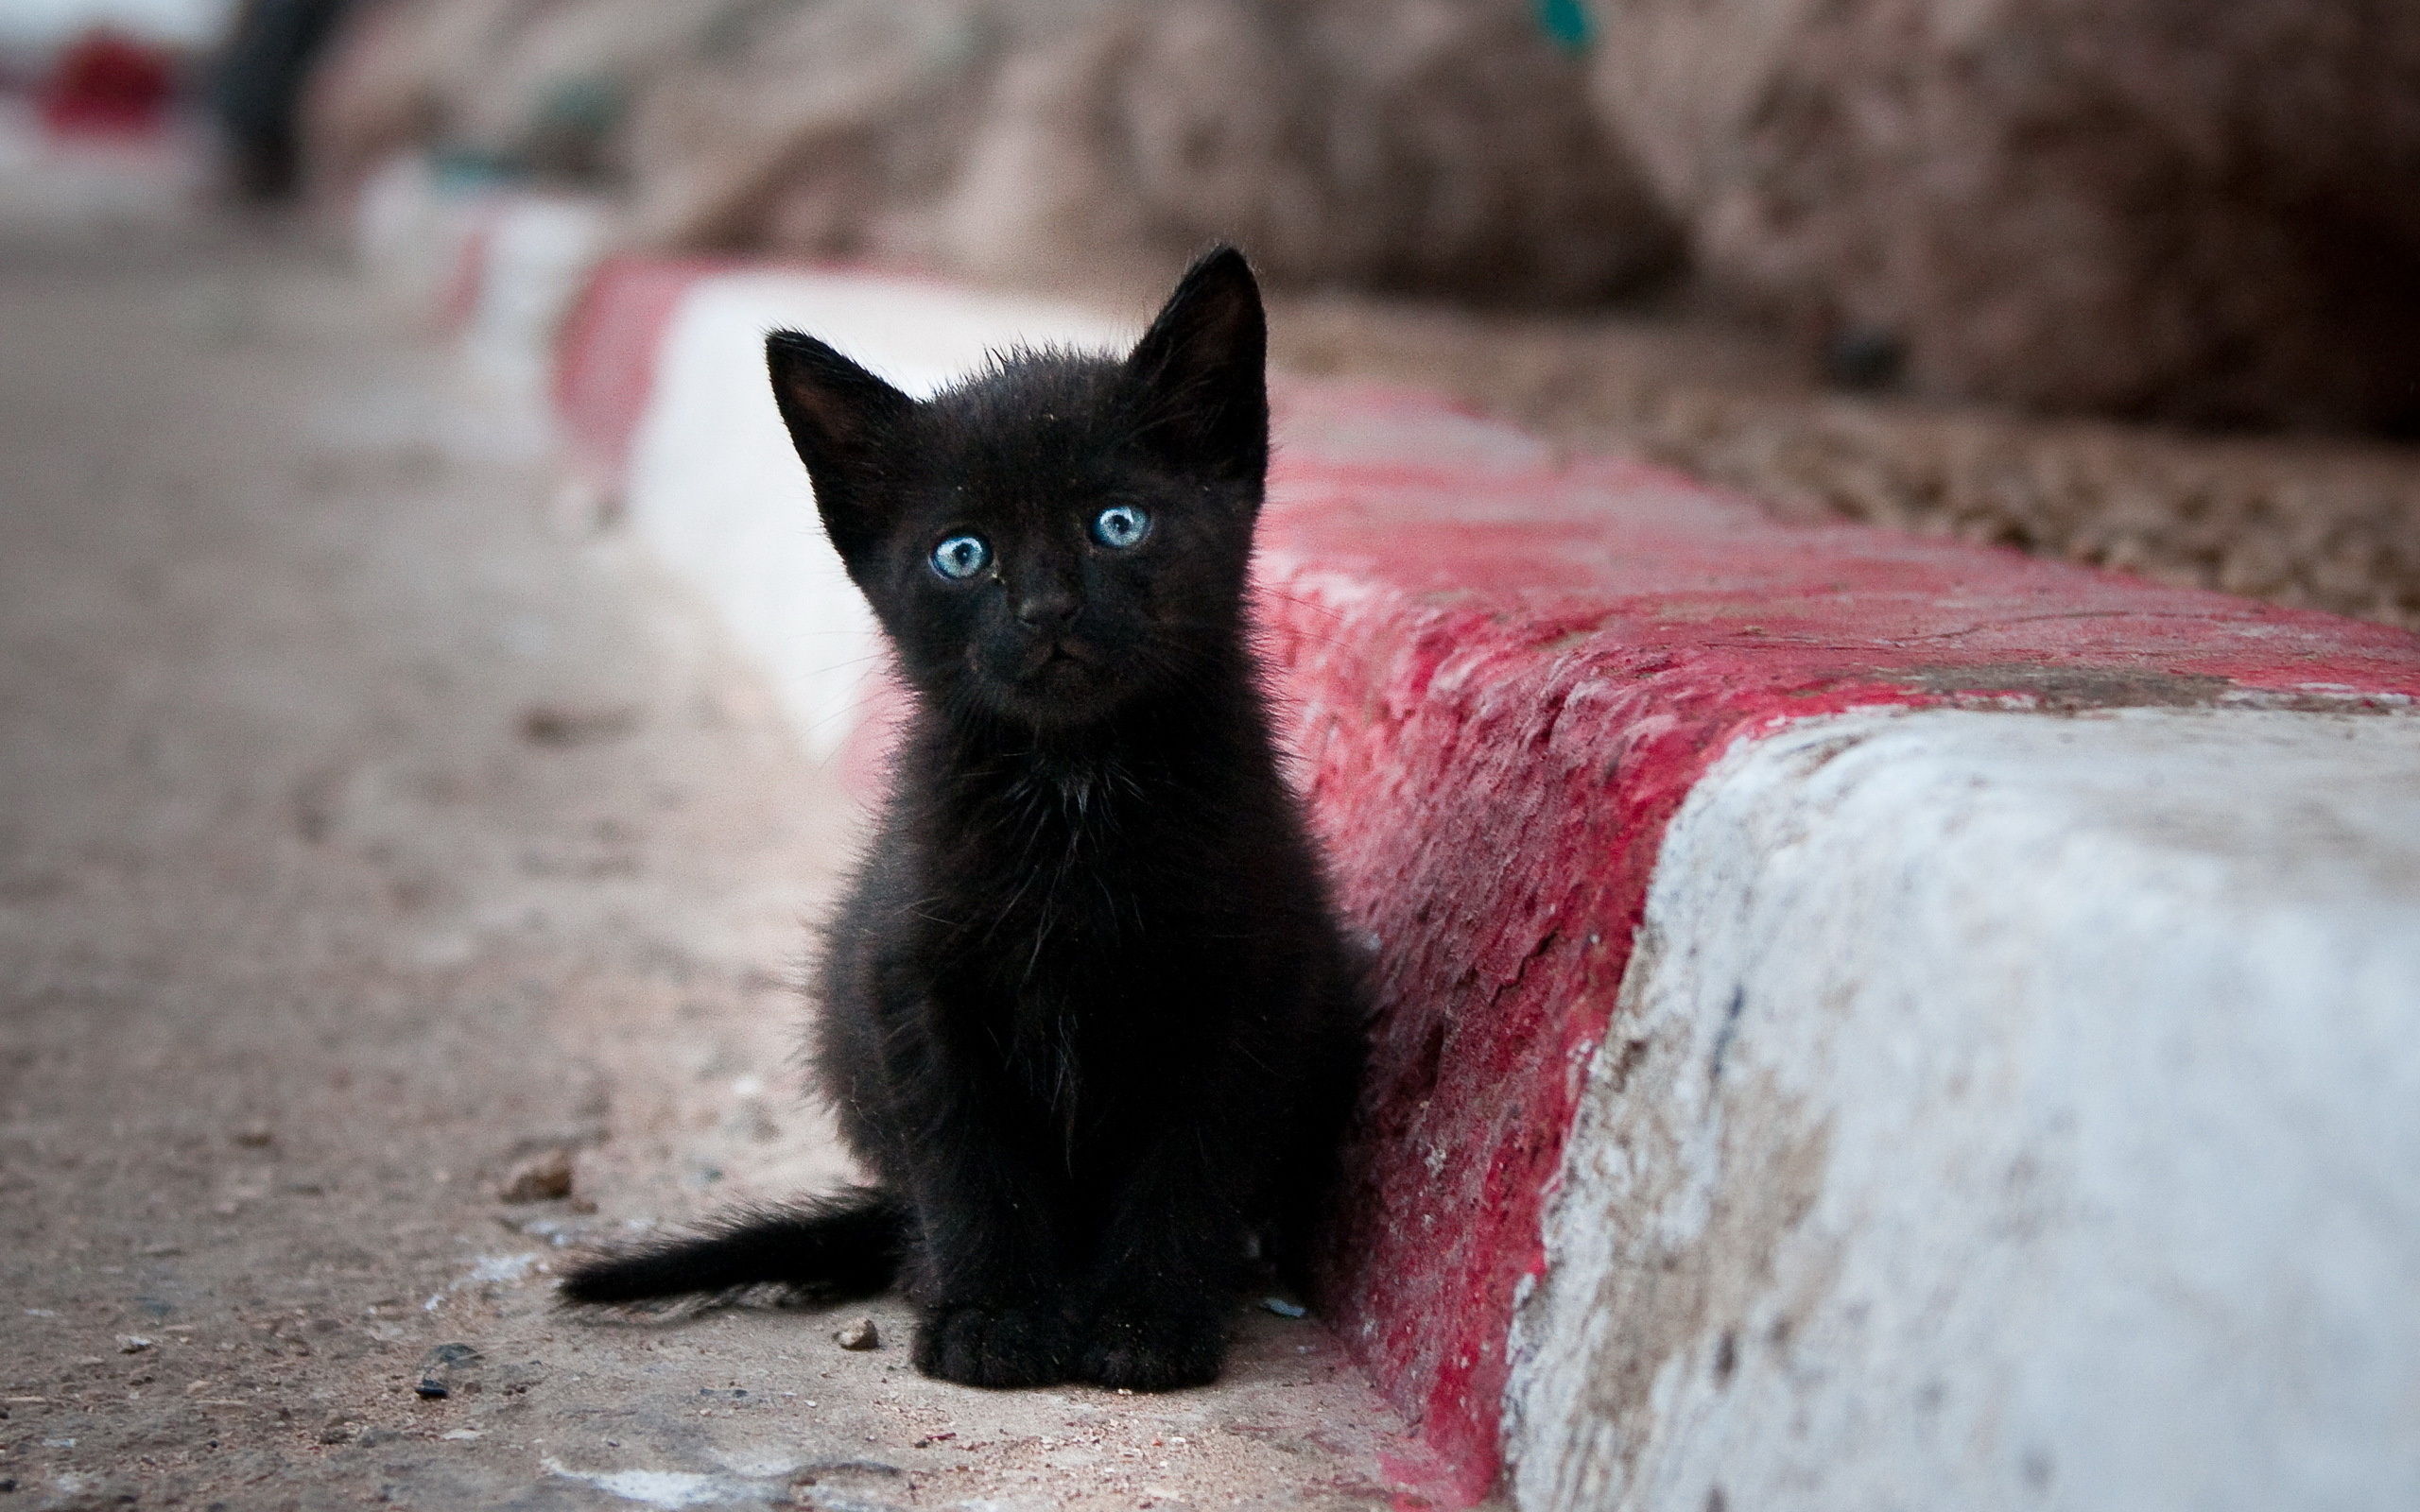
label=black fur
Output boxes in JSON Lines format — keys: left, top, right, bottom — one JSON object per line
{"left": 560, "top": 248, "right": 1364, "bottom": 1393}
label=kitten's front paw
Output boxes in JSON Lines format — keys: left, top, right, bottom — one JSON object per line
{"left": 1077, "top": 1306, "right": 1226, "bottom": 1392}
{"left": 912, "top": 1302, "right": 1073, "bottom": 1389}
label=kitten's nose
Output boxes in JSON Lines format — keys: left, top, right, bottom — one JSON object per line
{"left": 1012, "top": 584, "right": 1078, "bottom": 630}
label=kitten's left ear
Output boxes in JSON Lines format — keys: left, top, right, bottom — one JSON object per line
{"left": 1124, "top": 245, "right": 1269, "bottom": 490}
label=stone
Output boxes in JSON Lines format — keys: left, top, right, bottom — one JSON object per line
{"left": 498, "top": 1148, "right": 574, "bottom": 1204}
{"left": 414, "top": 1342, "right": 482, "bottom": 1400}
{"left": 833, "top": 1316, "right": 879, "bottom": 1351}
{"left": 938, "top": 0, "right": 1676, "bottom": 303}
{"left": 1582, "top": 0, "right": 2420, "bottom": 429}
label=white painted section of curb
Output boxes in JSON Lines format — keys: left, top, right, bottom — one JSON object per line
{"left": 354, "top": 154, "right": 617, "bottom": 396}
{"left": 621, "top": 273, "right": 1128, "bottom": 754}
{"left": 356, "top": 155, "right": 486, "bottom": 319}
{"left": 458, "top": 197, "right": 615, "bottom": 395}
{"left": 1504, "top": 707, "right": 2420, "bottom": 1512}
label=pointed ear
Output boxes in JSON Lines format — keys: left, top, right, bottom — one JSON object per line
{"left": 1124, "top": 245, "right": 1269, "bottom": 489}
{"left": 766, "top": 331, "right": 915, "bottom": 567}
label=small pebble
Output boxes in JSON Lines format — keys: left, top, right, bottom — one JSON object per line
{"left": 414, "top": 1341, "right": 482, "bottom": 1400}
{"left": 499, "top": 1149, "right": 575, "bottom": 1204}
{"left": 1261, "top": 1297, "right": 1307, "bottom": 1318}
{"left": 116, "top": 1336, "right": 153, "bottom": 1354}
{"left": 834, "top": 1316, "right": 879, "bottom": 1350}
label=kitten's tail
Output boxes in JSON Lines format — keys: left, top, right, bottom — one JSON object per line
{"left": 557, "top": 1186, "right": 906, "bottom": 1306}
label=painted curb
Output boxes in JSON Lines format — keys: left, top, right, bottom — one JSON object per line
{"left": 531, "top": 256, "right": 2420, "bottom": 1507}
{"left": 1502, "top": 705, "right": 2420, "bottom": 1509}
{"left": 1249, "top": 388, "right": 2420, "bottom": 1503}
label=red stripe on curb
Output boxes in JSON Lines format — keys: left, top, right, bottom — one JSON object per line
{"left": 550, "top": 257, "right": 736, "bottom": 495}
{"left": 1250, "top": 382, "right": 2420, "bottom": 1498}
{"left": 548, "top": 257, "right": 988, "bottom": 498}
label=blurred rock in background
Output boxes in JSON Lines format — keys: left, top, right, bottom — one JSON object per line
{"left": 930, "top": 0, "right": 1676, "bottom": 303}
{"left": 301, "top": 0, "right": 1676, "bottom": 306}
{"left": 618, "top": 0, "right": 1024, "bottom": 270}
{"left": 1582, "top": 0, "right": 2420, "bottom": 431}
{"left": 302, "top": 0, "right": 728, "bottom": 198}
{"left": 283, "top": 0, "right": 2420, "bottom": 438}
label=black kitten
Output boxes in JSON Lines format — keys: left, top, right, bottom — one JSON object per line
{"left": 561, "top": 248, "right": 1364, "bottom": 1393}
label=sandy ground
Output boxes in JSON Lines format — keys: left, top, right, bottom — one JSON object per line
{"left": 0, "top": 159, "right": 1443, "bottom": 1509}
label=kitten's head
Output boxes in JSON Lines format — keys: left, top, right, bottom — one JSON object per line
{"left": 768, "top": 246, "right": 1269, "bottom": 731}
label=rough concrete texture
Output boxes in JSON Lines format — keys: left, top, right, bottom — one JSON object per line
{"left": 0, "top": 169, "right": 1441, "bottom": 1507}
{"left": 1581, "top": 0, "right": 2420, "bottom": 428}
{"left": 1505, "top": 709, "right": 2420, "bottom": 1510}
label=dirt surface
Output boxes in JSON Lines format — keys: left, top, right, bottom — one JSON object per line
{"left": 0, "top": 158, "right": 1440, "bottom": 1509}
{"left": 1270, "top": 293, "right": 2420, "bottom": 631}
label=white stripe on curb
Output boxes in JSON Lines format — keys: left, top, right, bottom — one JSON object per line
{"left": 1507, "top": 706, "right": 2420, "bottom": 1511}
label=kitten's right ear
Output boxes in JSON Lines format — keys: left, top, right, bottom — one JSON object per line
{"left": 766, "top": 332, "right": 915, "bottom": 566}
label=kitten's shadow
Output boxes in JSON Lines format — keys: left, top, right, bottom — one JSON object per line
{"left": 560, "top": 1288, "right": 1342, "bottom": 1394}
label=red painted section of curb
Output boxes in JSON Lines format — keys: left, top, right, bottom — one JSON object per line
{"left": 1249, "top": 383, "right": 2420, "bottom": 1498}
{"left": 546, "top": 256, "right": 969, "bottom": 498}
{"left": 549, "top": 257, "right": 735, "bottom": 494}
{"left": 548, "top": 268, "right": 2420, "bottom": 1502}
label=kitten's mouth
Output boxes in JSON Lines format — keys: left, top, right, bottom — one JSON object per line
{"left": 1022, "top": 639, "right": 1094, "bottom": 679}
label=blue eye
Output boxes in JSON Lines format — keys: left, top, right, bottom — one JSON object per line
{"left": 931, "top": 533, "right": 990, "bottom": 579}
{"left": 1093, "top": 504, "right": 1150, "bottom": 549}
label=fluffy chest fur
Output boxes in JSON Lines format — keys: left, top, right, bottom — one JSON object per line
{"left": 876, "top": 711, "right": 1322, "bottom": 1132}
